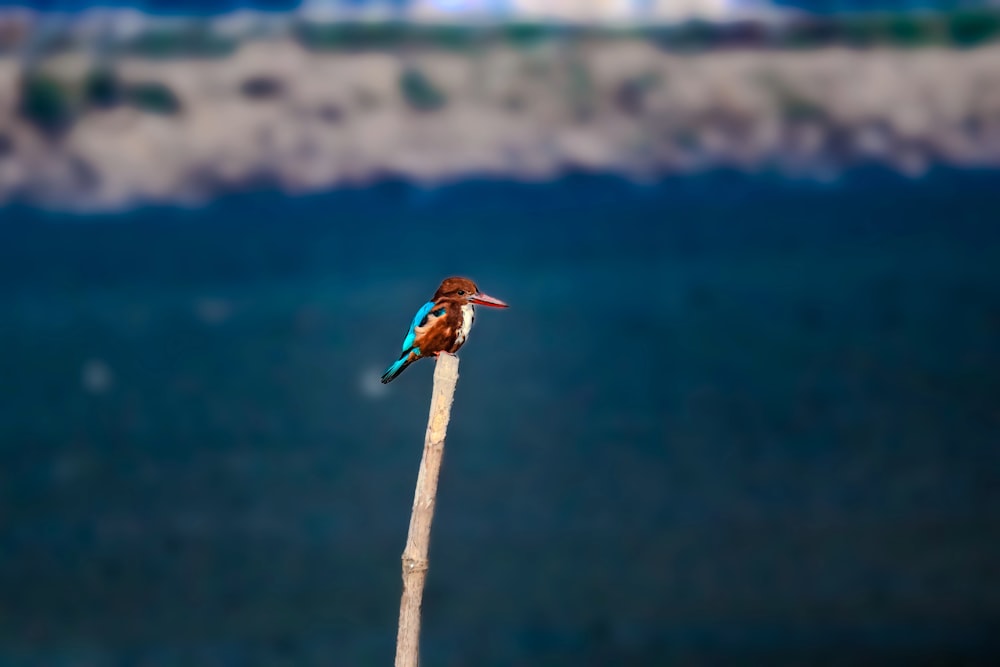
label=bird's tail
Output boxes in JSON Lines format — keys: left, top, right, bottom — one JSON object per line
{"left": 381, "top": 349, "right": 419, "bottom": 384}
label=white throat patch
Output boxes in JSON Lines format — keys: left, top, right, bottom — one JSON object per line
{"left": 456, "top": 303, "right": 475, "bottom": 346}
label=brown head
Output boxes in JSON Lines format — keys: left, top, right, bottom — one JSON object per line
{"left": 433, "top": 276, "right": 509, "bottom": 308}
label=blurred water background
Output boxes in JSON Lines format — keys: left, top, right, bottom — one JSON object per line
{"left": 2, "top": 2, "right": 1000, "bottom": 666}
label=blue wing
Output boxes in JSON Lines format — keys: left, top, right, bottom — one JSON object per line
{"left": 401, "top": 301, "right": 435, "bottom": 352}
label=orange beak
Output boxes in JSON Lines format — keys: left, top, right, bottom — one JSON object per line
{"left": 469, "top": 292, "right": 509, "bottom": 308}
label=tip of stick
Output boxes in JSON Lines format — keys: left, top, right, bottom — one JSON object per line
{"left": 435, "top": 352, "right": 460, "bottom": 373}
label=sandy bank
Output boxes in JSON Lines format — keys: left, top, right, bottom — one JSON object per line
{"left": 1, "top": 39, "right": 999, "bottom": 210}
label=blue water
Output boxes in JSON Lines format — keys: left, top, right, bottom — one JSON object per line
{"left": 1, "top": 168, "right": 999, "bottom": 665}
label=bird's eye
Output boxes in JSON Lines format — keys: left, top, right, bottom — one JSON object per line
{"left": 457, "top": 290, "right": 465, "bottom": 296}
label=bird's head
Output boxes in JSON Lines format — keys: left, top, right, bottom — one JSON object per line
{"left": 434, "top": 277, "right": 509, "bottom": 308}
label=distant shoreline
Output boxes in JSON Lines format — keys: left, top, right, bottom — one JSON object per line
{"left": 2, "top": 34, "right": 999, "bottom": 211}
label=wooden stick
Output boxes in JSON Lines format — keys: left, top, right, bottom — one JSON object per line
{"left": 394, "top": 353, "right": 460, "bottom": 667}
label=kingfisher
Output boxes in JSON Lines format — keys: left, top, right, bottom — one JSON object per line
{"left": 381, "top": 277, "right": 509, "bottom": 384}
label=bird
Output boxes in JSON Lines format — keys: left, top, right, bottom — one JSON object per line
{"left": 381, "top": 277, "right": 509, "bottom": 384}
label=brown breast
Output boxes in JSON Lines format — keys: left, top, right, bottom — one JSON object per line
{"left": 413, "top": 298, "right": 467, "bottom": 355}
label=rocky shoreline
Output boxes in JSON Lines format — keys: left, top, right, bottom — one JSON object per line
{"left": 2, "top": 38, "right": 1000, "bottom": 211}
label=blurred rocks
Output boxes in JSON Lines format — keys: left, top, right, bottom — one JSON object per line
{"left": 1, "top": 37, "right": 1000, "bottom": 210}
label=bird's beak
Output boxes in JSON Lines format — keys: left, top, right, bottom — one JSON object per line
{"left": 469, "top": 292, "right": 509, "bottom": 308}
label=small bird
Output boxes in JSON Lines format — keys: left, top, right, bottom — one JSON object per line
{"left": 381, "top": 277, "right": 509, "bottom": 384}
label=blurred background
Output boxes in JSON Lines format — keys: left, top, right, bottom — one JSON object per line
{"left": 2, "top": 1, "right": 1000, "bottom": 666}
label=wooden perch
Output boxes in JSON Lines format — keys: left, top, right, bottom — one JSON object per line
{"left": 394, "top": 352, "right": 460, "bottom": 667}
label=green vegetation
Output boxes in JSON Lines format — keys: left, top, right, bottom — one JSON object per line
{"left": 85, "top": 67, "right": 182, "bottom": 115}
{"left": 644, "top": 11, "right": 1000, "bottom": 52}
{"left": 123, "top": 26, "right": 237, "bottom": 59}
{"left": 9, "top": 11, "right": 1000, "bottom": 62}
{"left": 500, "top": 22, "right": 559, "bottom": 49}
{"left": 949, "top": 10, "right": 1000, "bottom": 47}
{"left": 18, "top": 71, "right": 75, "bottom": 135}
{"left": 638, "top": 11, "right": 1000, "bottom": 52}
{"left": 647, "top": 21, "right": 718, "bottom": 53}
{"left": 5, "top": 11, "right": 1000, "bottom": 61}
{"left": 293, "top": 20, "right": 567, "bottom": 53}
{"left": 83, "top": 68, "right": 122, "bottom": 109}
{"left": 124, "top": 81, "right": 182, "bottom": 115}
{"left": 399, "top": 68, "right": 446, "bottom": 112}
{"left": 294, "top": 21, "right": 414, "bottom": 51}
{"left": 419, "top": 24, "right": 481, "bottom": 52}
{"left": 19, "top": 67, "right": 181, "bottom": 134}
{"left": 837, "top": 14, "right": 948, "bottom": 48}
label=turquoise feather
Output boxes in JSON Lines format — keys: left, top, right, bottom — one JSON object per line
{"left": 401, "top": 301, "right": 434, "bottom": 352}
